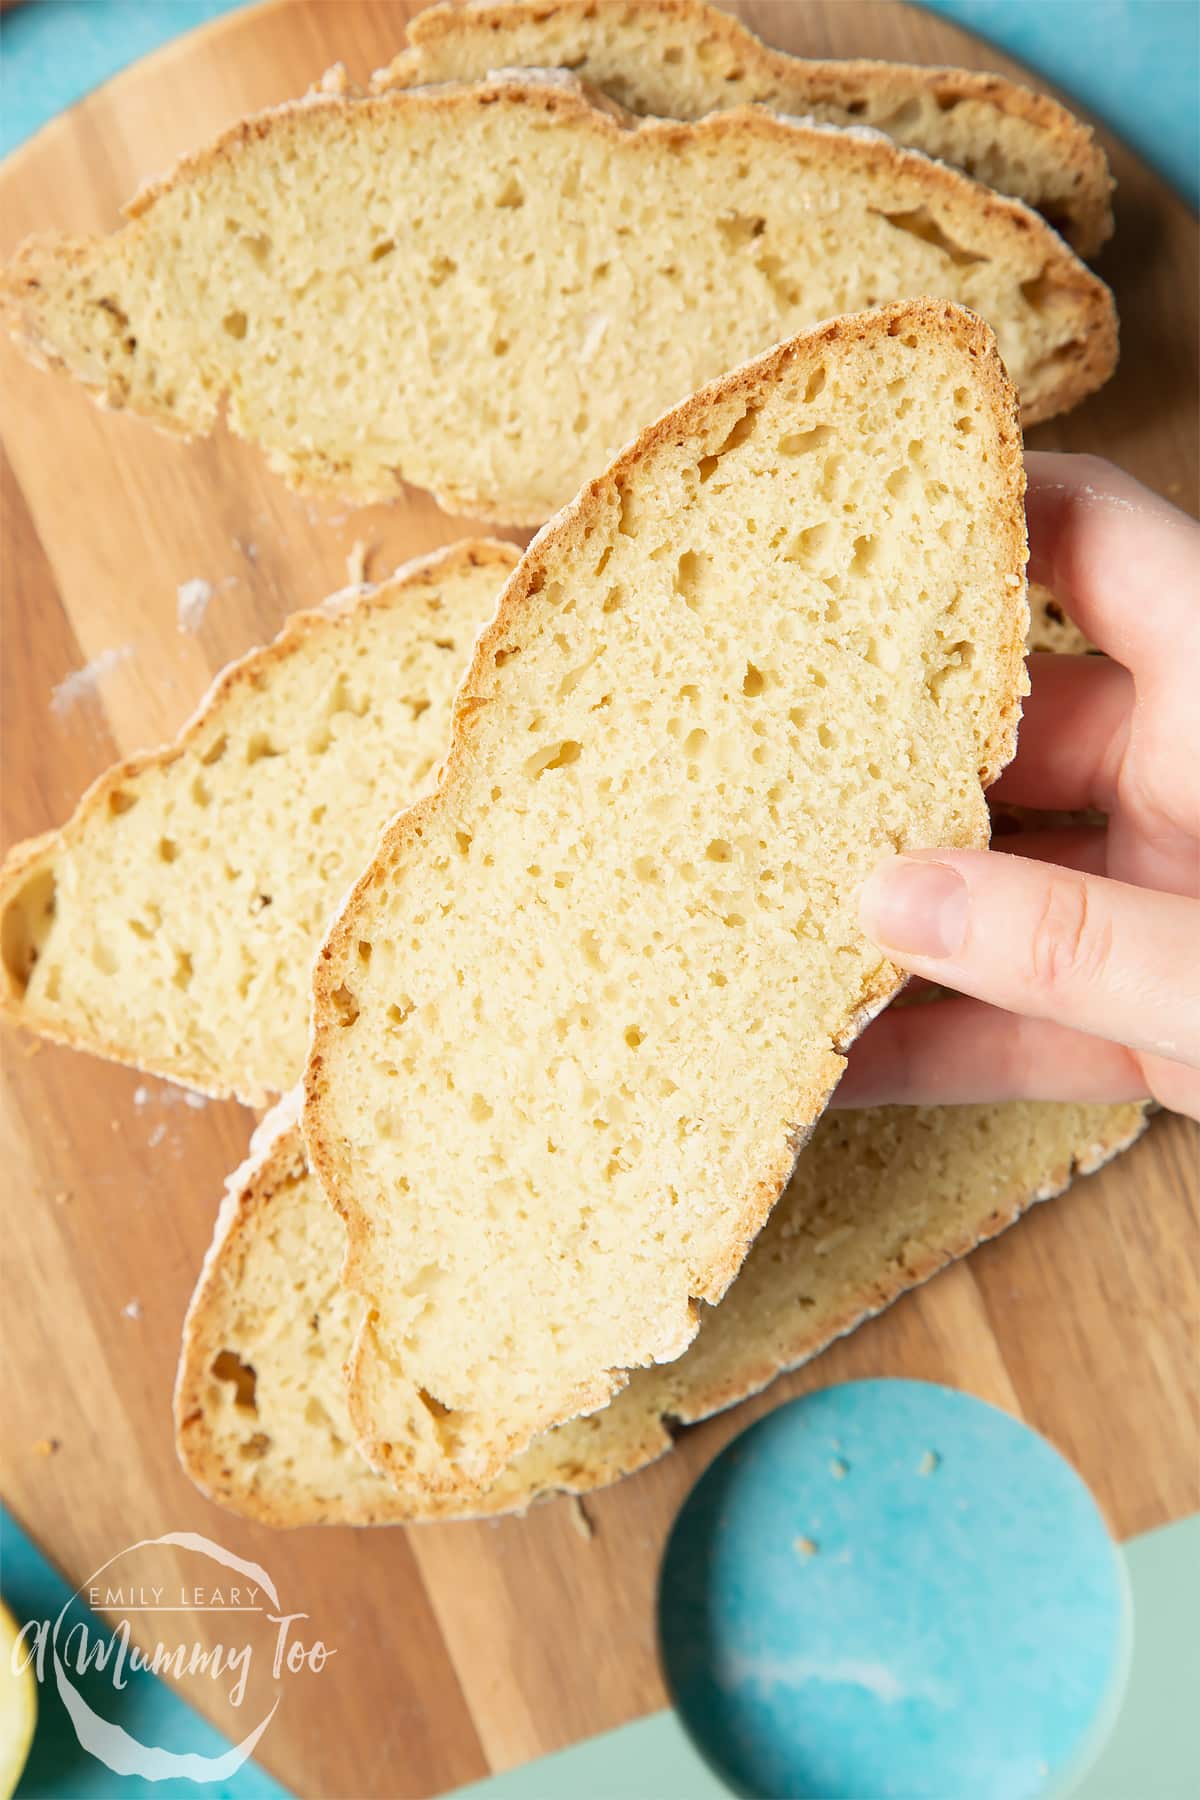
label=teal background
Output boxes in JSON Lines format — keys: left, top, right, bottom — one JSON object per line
{"left": 1, "top": 1, "right": 1198, "bottom": 205}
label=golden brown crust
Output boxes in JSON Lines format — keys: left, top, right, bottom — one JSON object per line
{"left": 379, "top": 0, "right": 1114, "bottom": 255}
{"left": 0, "top": 76, "right": 1117, "bottom": 495}
{"left": 304, "top": 299, "right": 1030, "bottom": 1497}
{"left": 0, "top": 540, "right": 520, "bottom": 1104}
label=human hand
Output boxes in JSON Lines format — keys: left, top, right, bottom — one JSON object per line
{"left": 837, "top": 453, "right": 1200, "bottom": 1123}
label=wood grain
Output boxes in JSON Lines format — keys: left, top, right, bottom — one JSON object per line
{"left": 0, "top": 4, "right": 1196, "bottom": 1796}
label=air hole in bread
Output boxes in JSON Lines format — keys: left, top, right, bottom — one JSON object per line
{"left": 416, "top": 1385, "right": 453, "bottom": 1422}
{"left": 875, "top": 207, "right": 987, "bottom": 267}
{"left": 222, "top": 309, "right": 248, "bottom": 340}
{"left": 525, "top": 738, "right": 582, "bottom": 778}
{"left": 369, "top": 239, "right": 396, "bottom": 263}
{"left": 674, "top": 550, "right": 704, "bottom": 605}
{"left": 108, "top": 789, "right": 137, "bottom": 817}
{"left": 1, "top": 866, "right": 57, "bottom": 994}
{"left": 199, "top": 735, "right": 228, "bottom": 767}
{"left": 783, "top": 521, "right": 832, "bottom": 566}
{"left": 878, "top": 98, "right": 923, "bottom": 132}
{"left": 716, "top": 211, "right": 766, "bottom": 251}
{"left": 778, "top": 425, "right": 833, "bottom": 455}
{"left": 212, "top": 1348, "right": 258, "bottom": 1410}
{"left": 1019, "top": 270, "right": 1059, "bottom": 313}
{"left": 330, "top": 983, "right": 360, "bottom": 1027}
{"left": 246, "top": 732, "right": 282, "bottom": 763}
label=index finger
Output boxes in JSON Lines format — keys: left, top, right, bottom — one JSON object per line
{"left": 1025, "top": 453, "right": 1200, "bottom": 677}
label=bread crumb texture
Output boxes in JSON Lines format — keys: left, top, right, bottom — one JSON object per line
{"left": 302, "top": 302, "right": 1030, "bottom": 1495}
{"left": 176, "top": 1095, "right": 1148, "bottom": 1526}
{"left": 373, "top": 0, "right": 1113, "bottom": 255}
{"left": 0, "top": 542, "right": 518, "bottom": 1103}
{"left": 0, "top": 78, "right": 1114, "bottom": 522}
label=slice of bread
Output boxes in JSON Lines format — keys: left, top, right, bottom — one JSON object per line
{"left": 176, "top": 575, "right": 1120, "bottom": 1529}
{"left": 372, "top": 0, "right": 1113, "bottom": 256}
{"left": 303, "top": 300, "right": 1030, "bottom": 1494}
{"left": 175, "top": 1094, "right": 1149, "bottom": 1526}
{"left": 0, "top": 78, "right": 1114, "bottom": 525}
{"left": 0, "top": 541, "right": 517, "bottom": 1104}
{"left": 0, "top": 559, "right": 1079, "bottom": 1111}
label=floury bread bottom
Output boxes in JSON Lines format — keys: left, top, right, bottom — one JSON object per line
{"left": 175, "top": 1093, "right": 1148, "bottom": 1526}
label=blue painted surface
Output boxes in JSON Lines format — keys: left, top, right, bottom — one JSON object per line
{"left": 926, "top": 0, "right": 1199, "bottom": 204}
{"left": 0, "top": 0, "right": 244, "bottom": 159}
{"left": 659, "top": 1382, "right": 1131, "bottom": 1800}
{"left": 2, "top": 1508, "right": 292, "bottom": 1800}
{"left": 1, "top": 0, "right": 1198, "bottom": 206}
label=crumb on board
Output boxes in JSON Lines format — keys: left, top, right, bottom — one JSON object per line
{"left": 793, "top": 1535, "right": 818, "bottom": 1560}
{"left": 176, "top": 577, "right": 214, "bottom": 633}
{"left": 33, "top": 1438, "right": 60, "bottom": 1457}
{"left": 569, "top": 1496, "right": 595, "bottom": 1541}
{"left": 918, "top": 1450, "right": 941, "bottom": 1476}
{"left": 53, "top": 1190, "right": 71, "bottom": 1206}
{"left": 50, "top": 646, "right": 134, "bottom": 718}
{"left": 133, "top": 1082, "right": 208, "bottom": 1112}
{"left": 829, "top": 1457, "right": 849, "bottom": 1480}
{"left": 345, "top": 539, "right": 374, "bottom": 586}
{"left": 20, "top": 1037, "right": 42, "bottom": 1059}
{"left": 121, "top": 1299, "right": 143, "bottom": 1321}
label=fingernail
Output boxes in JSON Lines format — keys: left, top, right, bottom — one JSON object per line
{"left": 859, "top": 857, "right": 969, "bottom": 960}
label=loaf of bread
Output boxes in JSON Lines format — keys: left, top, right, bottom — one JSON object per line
{"left": 372, "top": 0, "right": 1113, "bottom": 256}
{"left": 1, "top": 77, "right": 1114, "bottom": 524}
{"left": 0, "top": 541, "right": 518, "bottom": 1104}
{"left": 175, "top": 1093, "right": 1148, "bottom": 1526}
{"left": 302, "top": 301, "right": 1030, "bottom": 1495}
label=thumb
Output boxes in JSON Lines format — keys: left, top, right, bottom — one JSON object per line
{"left": 858, "top": 849, "right": 1200, "bottom": 1069}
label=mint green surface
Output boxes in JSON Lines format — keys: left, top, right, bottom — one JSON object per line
{"left": 451, "top": 1711, "right": 731, "bottom": 1800}
{"left": 452, "top": 1514, "right": 1200, "bottom": 1800}
{"left": 1072, "top": 1515, "right": 1200, "bottom": 1800}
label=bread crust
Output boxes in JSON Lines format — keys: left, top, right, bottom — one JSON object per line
{"left": 375, "top": 0, "right": 1114, "bottom": 256}
{"left": 1, "top": 77, "right": 1116, "bottom": 520}
{"left": 176, "top": 1100, "right": 1149, "bottom": 1528}
{"left": 304, "top": 299, "right": 1030, "bottom": 1496}
{"left": 0, "top": 539, "right": 520, "bottom": 1105}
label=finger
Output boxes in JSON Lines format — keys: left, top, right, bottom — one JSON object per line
{"left": 833, "top": 995, "right": 1148, "bottom": 1106}
{"left": 858, "top": 849, "right": 1200, "bottom": 1066}
{"left": 1025, "top": 453, "right": 1200, "bottom": 676}
{"left": 988, "top": 653, "right": 1131, "bottom": 811}
{"left": 988, "top": 825, "right": 1108, "bottom": 876}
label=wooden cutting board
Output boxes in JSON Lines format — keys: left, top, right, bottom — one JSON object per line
{"left": 1, "top": 4, "right": 1197, "bottom": 1796}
